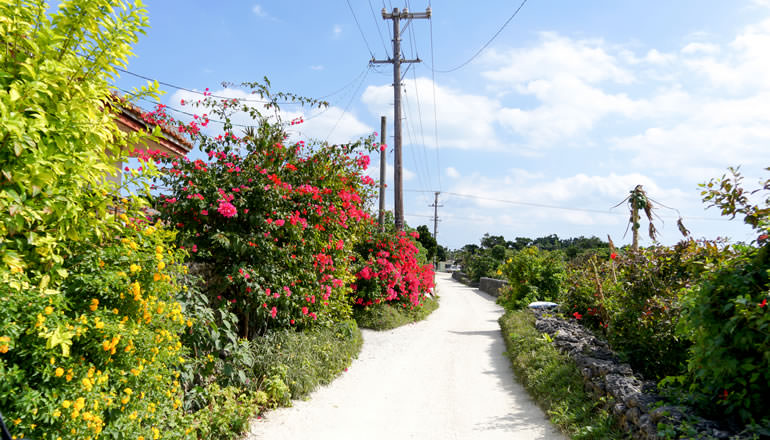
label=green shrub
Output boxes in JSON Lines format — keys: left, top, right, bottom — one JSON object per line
{"left": 499, "top": 310, "right": 622, "bottom": 439}
{"left": 497, "top": 247, "right": 566, "bottom": 310}
{"left": 678, "top": 245, "right": 770, "bottom": 425}
{"left": 251, "top": 320, "right": 363, "bottom": 399}
{"left": 0, "top": 220, "right": 193, "bottom": 439}
{"left": 354, "top": 296, "right": 439, "bottom": 330}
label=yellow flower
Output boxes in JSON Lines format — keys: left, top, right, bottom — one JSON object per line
{"left": 90, "top": 298, "right": 99, "bottom": 312}
{"left": 123, "top": 388, "right": 133, "bottom": 395}
{"left": 74, "top": 397, "right": 85, "bottom": 411}
{"left": 12, "top": 418, "right": 20, "bottom": 425}
{"left": 82, "top": 378, "right": 93, "bottom": 391}
{"left": 155, "top": 246, "right": 163, "bottom": 254}
{"left": 153, "top": 273, "right": 161, "bottom": 282}
{"left": 128, "top": 411, "right": 137, "bottom": 420}
{"left": 99, "top": 260, "right": 105, "bottom": 267}
{"left": 65, "top": 369, "right": 73, "bottom": 381}
{"left": 55, "top": 367, "right": 64, "bottom": 377}
{"left": 61, "top": 400, "right": 71, "bottom": 409}
{"left": 186, "top": 319, "right": 193, "bottom": 327}
{"left": 0, "top": 345, "right": 10, "bottom": 354}
{"left": 156, "top": 261, "right": 165, "bottom": 271}
{"left": 44, "top": 306, "right": 53, "bottom": 315}
{"left": 130, "top": 263, "right": 141, "bottom": 273}
{"left": 152, "top": 427, "right": 160, "bottom": 439}
{"left": 131, "top": 282, "right": 141, "bottom": 300}
{"left": 138, "top": 437, "right": 145, "bottom": 440}
{"left": 53, "top": 409, "right": 61, "bottom": 418}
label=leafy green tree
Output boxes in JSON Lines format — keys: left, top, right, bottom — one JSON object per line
{"left": 415, "top": 225, "right": 437, "bottom": 263}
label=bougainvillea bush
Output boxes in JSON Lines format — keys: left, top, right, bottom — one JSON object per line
{"left": 350, "top": 227, "right": 435, "bottom": 310}
{"left": 145, "top": 93, "right": 380, "bottom": 337}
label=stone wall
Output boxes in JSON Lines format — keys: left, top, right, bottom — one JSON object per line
{"left": 479, "top": 277, "right": 508, "bottom": 297}
{"left": 532, "top": 310, "right": 735, "bottom": 440}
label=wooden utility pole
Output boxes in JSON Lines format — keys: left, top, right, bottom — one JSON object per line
{"left": 429, "top": 191, "right": 442, "bottom": 266}
{"left": 378, "top": 116, "right": 387, "bottom": 231}
{"left": 372, "top": 6, "right": 431, "bottom": 230}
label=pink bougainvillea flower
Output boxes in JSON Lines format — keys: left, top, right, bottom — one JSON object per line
{"left": 610, "top": 252, "right": 618, "bottom": 260}
{"left": 760, "top": 298, "right": 767, "bottom": 308}
{"left": 573, "top": 312, "right": 582, "bottom": 320}
{"left": 274, "top": 219, "right": 285, "bottom": 226}
{"left": 270, "top": 307, "right": 277, "bottom": 318}
{"left": 302, "top": 306, "right": 309, "bottom": 315}
{"left": 217, "top": 200, "right": 237, "bottom": 218}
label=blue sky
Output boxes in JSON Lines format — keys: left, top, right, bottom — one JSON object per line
{"left": 113, "top": 0, "right": 770, "bottom": 250}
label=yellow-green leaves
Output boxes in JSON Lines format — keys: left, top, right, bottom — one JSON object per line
{"left": 38, "top": 326, "right": 75, "bottom": 357}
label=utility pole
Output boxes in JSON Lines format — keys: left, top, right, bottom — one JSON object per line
{"left": 429, "top": 191, "right": 442, "bottom": 266}
{"left": 372, "top": 6, "right": 431, "bottom": 230}
{"left": 378, "top": 116, "right": 387, "bottom": 231}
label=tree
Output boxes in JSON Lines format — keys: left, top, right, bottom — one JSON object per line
{"left": 415, "top": 225, "right": 437, "bottom": 263}
{"left": 480, "top": 233, "right": 506, "bottom": 249}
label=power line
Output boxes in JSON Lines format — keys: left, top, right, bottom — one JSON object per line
{"left": 405, "top": 189, "right": 732, "bottom": 222}
{"left": 346, "top": 0, "right": 376, "bottom": 58}
{"left": 434, "top": 0, "right": 529, "bottom": 73}
{"left": 115, "top": 66, "right": 294, "bottom": 105}
{"left": 428, "top": 5, "right": 442, "bottom": 190}
{"left": 368, "top": 0, "right": 391, "bottom": 57}
{"left": 324, "top": 66, "right": 371, "bottom": 142}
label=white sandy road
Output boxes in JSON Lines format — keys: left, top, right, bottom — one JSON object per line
{"left": 245, "top": 272, "right": 566, "bottom": 440}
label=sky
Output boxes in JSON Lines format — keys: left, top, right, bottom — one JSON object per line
{"left": 112, "top": 0, "right": 770, "bottom": 250}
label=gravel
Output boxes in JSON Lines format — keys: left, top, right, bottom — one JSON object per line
{"left": 245, "top": 272, "right": 566, "bottom": 440}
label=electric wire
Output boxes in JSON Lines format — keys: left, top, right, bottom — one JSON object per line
{"left": 434, "top": 0, "right": 529, "bottom": 73}
{"left": 405, "top": 19, "right": 435, "bottom": 192}
{"left": 346, "top": 0, "right": 376, "bottom": 58}
{"left": 368, "top": 0, "right": 391, "bottom": 57}
{"left": 404, "top": 189, "right": 732, "bottom": 222}
{"left": 324, "top": 65, "right": 371, "bottom": 142}
{"left": 428, "top": 0, "right": 442, "bottom": 190}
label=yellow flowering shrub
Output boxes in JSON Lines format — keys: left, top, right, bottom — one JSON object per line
{"left": 0, "top": 220, "right": 193, "bottom": 439}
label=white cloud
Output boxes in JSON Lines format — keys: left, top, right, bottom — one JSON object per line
{"left": 681, "top": 42, "right": 720, "bottom": 55}
{"left": 446, "top": 167, "right": 460, "bottom": 178}
{"left": 251, "top": 4, "right": 266, "bottom": 17}
{"left": 333, "top": 24, "right": 342, "bottom": 37}
{"left": 482, "top": 33, "right": 634, "bottom": 86}
{"left": 362, "top": 77, "right": 504, "bottom": 151}
{"left": 310, "top": 65, "right": 324, "bottom": 71}
{"left": 167, "top": 88, "right": 373, "bottom": 146}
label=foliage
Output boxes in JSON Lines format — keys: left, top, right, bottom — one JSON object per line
{"left": 0, "top": 0, "right": 158, "bottom": 281}
{"left": 499, "top": 310, "right": 623, "bottom": 439}
{"left": 190, "top": 384, "right": 264, "bottom": 440}
{"left": 353, "top": 296, "right": 439, "bottom": 330}
{"left": 669, "top": 167, "right": 770, "bottom": 425}
{"left": 0, "top": 218, "right": 193, "bottom": 440}
{"left": 415, "top": 225, "right": 437, "bottom": 263}
{"left": 351, "top": 226, "right": 435, "bottom": 309}
{"left": 497, "top": 247, "right": 566, "bottom": 310}
{"left": 146, "top": 98, "right": 378, "bottom": 337}
{"left": 250, "top": 320, "right": 362, "bottom": 399}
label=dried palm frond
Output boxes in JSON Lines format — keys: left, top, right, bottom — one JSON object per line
{"left": 677, "top": 217, "right": 690, "bottom": 237}
{"left": 607, "top": 235, "right": 616, "bottom": 254}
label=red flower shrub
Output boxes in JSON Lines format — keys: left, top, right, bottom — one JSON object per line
{"left": 351, "top": 228, "right": 435, "bottom": 309}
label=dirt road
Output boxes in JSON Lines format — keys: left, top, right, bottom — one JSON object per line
{"left": 246, "top": 272, "right": 566, "bottom": 440}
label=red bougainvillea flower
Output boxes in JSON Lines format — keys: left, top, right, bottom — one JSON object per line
{"left": 573, "top": 312, "right": 582, "bottom": 320}
{"left": 759, "top": 298, "right": 767, "bottom": 308}
{"left": 610, "top": 252, "right": 618, "bottom": 260}
{"left": 217, "top": 200, "right": 237, "bottom": 218}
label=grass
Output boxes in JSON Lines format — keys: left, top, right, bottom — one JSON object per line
{"left": 251, "top": 319, "right": 364, "bottom": 399}
{"left": 499, "top": 309, "right": 626, "bottom": 440}
{"left": 354, "top": 296, "right": 440, "bottom": 330}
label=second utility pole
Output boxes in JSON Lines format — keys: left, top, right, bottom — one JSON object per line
{"left": 372, "top": 6, "right": 431, "bottom": 230}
